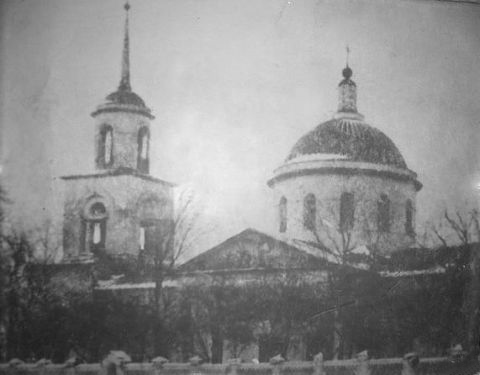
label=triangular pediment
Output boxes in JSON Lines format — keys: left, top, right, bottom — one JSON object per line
{"left": 179, "top": 228, "right": 330, "bottom": 272}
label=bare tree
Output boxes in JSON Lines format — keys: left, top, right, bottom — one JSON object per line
{"left": 296, "top": 195, "right": 389, "bottom": 359}
{"left": 425, "top": 205, "right": 480, "bottom": 352}
{"left": 428, "top": 207, "right": 480, "bottom": 248}
{"left": 0, "top": 207, "right": 71, "bottom": 360}
{"left": 140, "top": 185, "right": 206, "bottom": 355}
{"left": 29, "top": 218, "right": 62, "bottom": 263}
{"left": 0, "top": 184, "right": 10, "bottom": 361}
{"left": 297, "top": 196, "right": 388, "bottom": 265}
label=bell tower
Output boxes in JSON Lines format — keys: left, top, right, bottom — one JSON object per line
{"left": 91, "top": 2, "right": 153, "bottom": 174}
{"left": 61, "top": 2, "right": 174, "bottom": 262}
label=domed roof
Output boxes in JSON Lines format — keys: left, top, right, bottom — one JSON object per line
{"left": 91, "top": 87, "right": 153, "bottom": 119}
{"left": 91, "top": 2, "right": 153, "bottom": 119}
{"left": 105, "top": 88, "right": 147, "bottom": 108}
{"left": 286, "top": 117, "right": 408, "bottom": 169}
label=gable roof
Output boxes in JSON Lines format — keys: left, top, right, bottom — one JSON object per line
{"left": 179, "top": 228, "right": 333, "bottom": 272}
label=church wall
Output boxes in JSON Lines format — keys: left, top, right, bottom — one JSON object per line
{"left": 272, "top": 172, "right": 417, "bottom": 255}
{"left": 62, "top": 174, "right": 173, "bottom": 258}
{"left": 94, "top": 111, "right": 150, "bottom": 170}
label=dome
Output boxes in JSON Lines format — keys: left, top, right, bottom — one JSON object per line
{"left": 105, "top": 89, "right": 147, "bottom": 108}
{"left": 91, "top": 87, "right": 154, "bottom": 119}
{"left": 286, "top": 117, "right": 408, "bottom": 169}
{"left": 91, "top": 2, "right": 153, "bottom": 119}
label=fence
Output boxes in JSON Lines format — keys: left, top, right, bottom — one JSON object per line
{"left": 0, "top": 351, "right": 477, "bottom": 375}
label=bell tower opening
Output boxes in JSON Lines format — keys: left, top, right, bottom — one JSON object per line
{"left": 91, "top": 1, "right": 154, "bottom": 173}
{"left": 137, "top": 126, "right": 150, "bottom": 173}
{"left": 97, "top": 124, "right": 114, "bottom": 169}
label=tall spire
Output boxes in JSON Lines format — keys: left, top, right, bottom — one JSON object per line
{"left": 119, "top": 2, "right": 131, "bottom": 91}
{"left": 346, "top": 44, "right": 350, "bottom": 67}
{"left": 91, "top": 1, "right": 154, "bottom": 119}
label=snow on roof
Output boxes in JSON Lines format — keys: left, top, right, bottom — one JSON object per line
{"left": 379, "top": 266, "right": 446, "bottom": 278}
{"left": 96, "top": 279, "right": 179, "bottom": 291}
{"left": 285, "top": 153, "right": 349, "bottom": 163}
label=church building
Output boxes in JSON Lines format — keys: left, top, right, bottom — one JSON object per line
{"left": 53, "top": 2, "right": 435, "bottom": 364}
{"left": 268, "top": 64, "right": 422, "bottom": 256}
{"left": 180, "top": 63, "right": 424, "bottom": 273}
{"left": 57, "top": 0, "right": 422, "bottom": 266}
{"left": 61, "top": 3, "right": 174, "bottom": 263}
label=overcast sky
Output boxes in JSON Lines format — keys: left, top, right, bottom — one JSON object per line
{"left": 1, "top": 0, "right": 480, "bottom": 251}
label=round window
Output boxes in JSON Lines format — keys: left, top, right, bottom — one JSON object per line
{"left": 90, "top": 202, "right": 106, "bottom": 217}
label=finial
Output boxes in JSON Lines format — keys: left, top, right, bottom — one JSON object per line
{"left": 342, "top": 45, "right": 352, "bottom": 79}
{"left": 342, "top": 65, "right": 352, "bottom": 80}
{"left": 338, "top": 45, "right": 357, "bottom": 113}
{"left": 119, "top": 0, "right": 131, "bottom": 91}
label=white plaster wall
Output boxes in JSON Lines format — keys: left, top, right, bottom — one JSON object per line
{"left": 94, "top": 112, "right": 150, "bottom": 170}
{"left": 62, "top": 174, "right": 173, "bottom": 258}
{"left": 272, "top": 171, "right": 417, "bottom": 255}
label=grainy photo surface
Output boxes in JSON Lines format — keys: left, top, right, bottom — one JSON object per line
{"left": 1, "top": 0, "right": 480, "bottom": 374}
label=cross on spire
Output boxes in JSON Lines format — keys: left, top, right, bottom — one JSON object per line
{"left": 119, "top": 1, "right": 131, "bottom": 91}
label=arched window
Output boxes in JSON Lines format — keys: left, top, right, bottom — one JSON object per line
{"left": 98, "top": 125, "right": 114, "bottom": 168}
{"left": 405, "top": 199, "right": 414, "bottom": 235}
{"left": 303, "top": 194, "right": 316, "bottom": 231}
{"left": 137, "top": 127, "right": 150, "bottom": 173}
{"left": 104, "top": 130, "right": 112, "bottom": 164}
{"left": 90, "top": 202, "right": 106, "bottom": 216}
{"left": 139, "top": 219, "right": 163, "bottom": 253}
{"left": 139, "top": 226, "right": 146, "bottom": 251}
{"left": 377, "top": 194, "right": 390, "bottom": 233}
{"left": 279, "top": 197, "right": 287, "bottom": 233}
{"left": 340, "top": 192, "right": 355, "bottom": 231}
{"left": 82, "top": 201, "right": 108, "bottom": 253}
{"left": 137, "top": 195, "right": 173, "bottom": 256}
